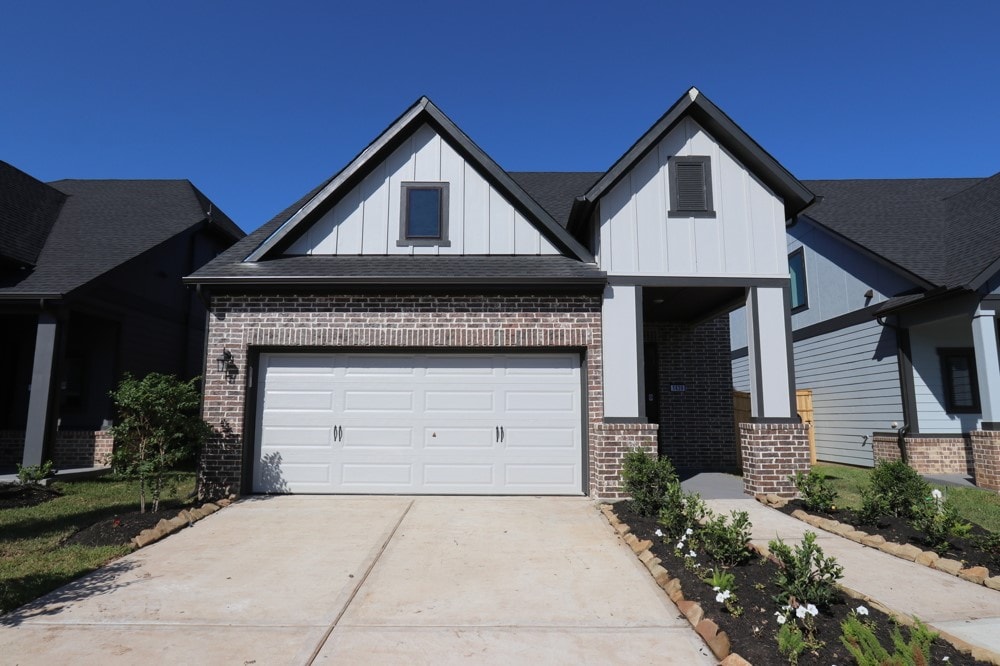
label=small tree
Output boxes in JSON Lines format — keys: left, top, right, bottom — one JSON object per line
{"left": 110, "top": 373, "right": 211, "bottom": 513}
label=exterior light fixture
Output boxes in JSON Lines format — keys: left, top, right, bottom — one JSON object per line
{"left": 216, "top": 349, "right": 234, "bottom": 373}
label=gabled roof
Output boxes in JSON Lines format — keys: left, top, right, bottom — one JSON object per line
{"left": 567, "top": 88, "right": 814, "bottom": 231}
{"left": 1, "top": 176, "right": 243, "bottom": 298}
{"left": 800, "top": 175, "right": 999, "bottom": 291}
{"left": 242, "top": 97, "right": 594, "bottom": 264}
{"left": 0, "top": 161, "right": 66, "bottom": 267}
{"left": 509, "top": 172, "right": 602, "bottom": 229}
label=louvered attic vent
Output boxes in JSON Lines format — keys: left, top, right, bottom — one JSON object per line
{"left": 668, "top": 156, "right": 715, "bottom": 218}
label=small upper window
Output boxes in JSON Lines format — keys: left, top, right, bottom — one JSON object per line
{"left": 939, "top": 348, "right": 980, "bottom": 413}
{"left": 668, "top": 156, "right": 714, "bottom": 218}
{"left": 789, "top": 248, "right": 808, "bottom": 311}
{"left": 399, "top": 182, "right": 450, "bottom": 246}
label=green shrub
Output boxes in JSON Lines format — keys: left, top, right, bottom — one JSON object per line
{"left": 973, "top": 531, "right": 1000, "bottom": 566}
{"left": 657, "top": 482, "right": 708, "bottom": 538}
{"left": 908, "top": 489, "right": 972, "bottom": 554}
{"left": 700, "top": 510, "right": 752, "bottom": 567}
{"left": 110, "top": 373, "right": 212, "bottom": 513}
{"left": 840, "top": 613, "right": 936, "bottom": 666}
{"left": 620, "top": 448, "right": 677, "bottom": 517}
{"left": 16, "top": 460, "right": 55, "bottom": 485}
{"left": 859, "top": 461, "right": 930, "bottom": 523}
{"left": 769, "top": 531, "right": 844, "bottom": 608}
{"left": 777, "top": 621, "right": 807, "bottom": 665}
{"left": 791, "top": 469, "right": 839, "bottom": 512}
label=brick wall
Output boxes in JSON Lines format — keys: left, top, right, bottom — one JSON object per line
{"left": 199, "top": 292, "right": 632, "bottom": 497}
{"left": 647, "top": 316, "right": 738, "bottom": 471}
{"left": 739, "top": 421, "right": 809, "bottom": 497}
{"left": 592, "top": 422, "right": 659, "bottom": 498}
{"left": 0, "top": 430, "right": 113, "bottom": 469}
{"left": 872, "top": 432, "right": 972, "bottom": 475}
{"left": 971, "top": 430, "right": 1000, "bottom": 492}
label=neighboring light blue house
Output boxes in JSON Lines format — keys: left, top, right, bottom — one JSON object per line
{"left": 731, "top": 174, "right": 1000, "bottom": 488}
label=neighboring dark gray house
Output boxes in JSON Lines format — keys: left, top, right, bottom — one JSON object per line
{"left": 0, "top": 161, "right": 244, "bottom": 471}
{"left": 732, "top": 173, "right": 1000, "bottom": 490}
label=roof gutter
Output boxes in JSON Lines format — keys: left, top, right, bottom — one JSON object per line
{"left": 182, "top": 275, "right": 607, "bottom": 288}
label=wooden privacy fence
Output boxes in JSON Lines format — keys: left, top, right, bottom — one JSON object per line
{"left": 733, "top": 389, "right": 816, "bottom": 464}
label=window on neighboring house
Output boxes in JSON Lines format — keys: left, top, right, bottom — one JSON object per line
{"left": 398, "top": 182, "right": 450, "bottom": 246}
{"left": 939, "top": 348, "right": 980, "bottom": 413}
{"left": 788, "top": 248, "right": 808, "bottom": 311}
{"left": 668, "top": 156, "right": 714, "bottom": 217}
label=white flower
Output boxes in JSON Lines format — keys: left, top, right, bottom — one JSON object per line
{"left": 676, "top": 542, "right": 684, "bottom": 550}
{"left": 716, "top": 592, "right": 726, "bottom": 603}
{"left": 855, "top": 605, "right": 869, "bottom": 616}
{"left": 713, "top": 586, "right": 721, "bottom": 592}
{"left": 943, "top": 657, "right": 950, "bottom": 662}
{"left": 687, "top": 550, "right": 697, "bottom": 558}
{"left": 774, "top": 612, "right": 786, "bottom": 625}
{"left": 685, "top": 528, "right": 694, "bottom": 536}
{"left": 806, "top": 604, "right": 818, "bottom": 617}
{"left": 654, "top": 528, "right": 663, "bottom": 537}
{"left": 796, "top": 606, "right": 807, "bottom": 619}
{"left": 931, "top": 488, "right": 943, "bottom": 500}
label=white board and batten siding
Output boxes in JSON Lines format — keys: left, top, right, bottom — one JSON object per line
{"left": 910, "top": 316, "right": 982, "bottom": 433}
{"left": 598, "top": 117, "right": 786, "bottom": 277}
{"left": 793, "top": 320, "right": 902, "bottom": 467}
{"left": 253, "top": 353, "right": 583, "bottom": 495}
{"left": 286, "top": 123, "right": 559, "bottom": 256}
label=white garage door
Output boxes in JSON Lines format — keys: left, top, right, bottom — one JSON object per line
{"left": 253, "top": 353, "right": 583, "bottom": 494}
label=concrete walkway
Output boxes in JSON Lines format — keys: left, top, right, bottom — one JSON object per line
{"left": 706, "top": 498, "right": 1000, "bottom": 656}
{"left": 0, "top": 496, "right": 713, "bottom": 665}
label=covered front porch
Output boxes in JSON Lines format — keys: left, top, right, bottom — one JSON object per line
{"left": 602, "top": 279, "right": 810, "bottom": 496}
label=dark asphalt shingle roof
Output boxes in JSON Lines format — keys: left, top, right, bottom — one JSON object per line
{"left": 0, "top": 161, "right": 66, "bottom": 267}
{"left": 800, "top": 177, "right": 995, "bottom": 288}
{"left": 1, "top": 178, "right": 243, "bottom": 297}
{"left": 509, "top": 172, "right": 602, "bottom": 228}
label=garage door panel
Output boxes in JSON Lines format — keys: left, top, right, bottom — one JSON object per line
{"left": 343, "top": 390, "right": 413, "bottom": 412}
{"left": 504, "top": 390, "right": 577, "bottom": 413}
{"left": 423, "top": 426, "right": 496, "bottom": 448}
{"left": 340, "top": 463, "right": 413, "bottom": 487}
{"left": 340, "top": 426, "right": 414, "bottom": 448}
{"left": 254, "top": 353, "right": 582, "bottom": 494}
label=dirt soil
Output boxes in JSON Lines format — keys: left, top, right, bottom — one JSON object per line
{"left": 778, "top": 500, "right": 1000, "bottom": 571}
{"left": 64, "top": 509, "right": 185, "bottom": 548}
{"left": 615, "top": 502, "right": 985, "bottom": 665}
{"left": 0, "top": 483, "right": 61, "bottom": 509}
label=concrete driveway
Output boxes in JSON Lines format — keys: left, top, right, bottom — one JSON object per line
{"left": 0, "top": 496, "right": 712, "bottom": 665}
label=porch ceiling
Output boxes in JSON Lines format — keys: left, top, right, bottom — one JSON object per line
{"left": 642, "top": 285, "right": 745, "bottom": 323}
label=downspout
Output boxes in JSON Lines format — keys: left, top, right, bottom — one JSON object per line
{"left": 876, "top": 314, "right": 911, "bottom": 463}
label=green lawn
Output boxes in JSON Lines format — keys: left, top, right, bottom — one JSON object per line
{"left": 813, "top": 463, "right": 1000, "bottom": 532}
{"left": 0, "top": 473, "right": 195, "bottom": 614}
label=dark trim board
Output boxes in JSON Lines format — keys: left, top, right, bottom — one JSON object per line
{"left": 895, "top": 325, "right": 920, "bottom": 434}
{"left": 610, "top": 275, "right": 788, "bottom": 288}
{"left": 731, "top": 302, "right": 887, "bottom": 359}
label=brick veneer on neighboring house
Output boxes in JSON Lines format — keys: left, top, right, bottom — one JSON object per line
{"left": 872, "top": 432, "right": 973, "bottom": 475}
{"left": 647, "top": 316, "right": 737, "bottom": 471}
{"left": 199, "top": 292, "right": 648, "bottom": 499}
{"left": 0, "top": 430, "right": 113, "bottom": 469}
{"left": 739, "top": 421, "right": 809, "bottom": 496}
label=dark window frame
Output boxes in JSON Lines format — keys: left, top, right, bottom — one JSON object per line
{"left": 938, "top": 347, "right": 981, "bottom": 414}
{"left": 788, "top": 247, "right": 808, "bottom": 313}
{"left": 668, "top": 155, "right": 715, "bottom": 218}
{"left": 397, "top": 182, "right": 451, "bottom": 247}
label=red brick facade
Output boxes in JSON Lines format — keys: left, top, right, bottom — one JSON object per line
{"left": 647, "top": 317, "right": 737, "bottom": 471}
{"left": 872, "top": 432, "right": 973, "bottom": 476}
{"left": 971, "top": 430, "right": 1000, "bottom": 492}
{"left": 0, "top": 430, "right": 113, "bottom": 469}
{"left": 739, "top": 421, "right": 810, "bottom": 496}
{"left": 199, "top": 292, "right": 650, "bottom": 499}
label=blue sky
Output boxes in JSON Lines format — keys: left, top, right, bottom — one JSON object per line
{"left": 3, "top": 1, "right": 998, "bottom": 232}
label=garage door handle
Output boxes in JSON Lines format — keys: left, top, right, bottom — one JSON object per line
{"left": 337, "top": 425, "right": 343, "bottom": 442}
{"left": 500, "top": 426, "right": 505, "bottom": 442}
{"left": 496, "top": 426, "right": 500, "bottom": 442}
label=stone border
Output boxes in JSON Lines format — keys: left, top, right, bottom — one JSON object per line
{"left": 131, "top": 497, "right": 234, "bottom": 548}
{"left": 598, "top": 503, "right": 747, "bottom": 665}
{"left": 756, "top": 495, "right": 1000, "bottom": 591}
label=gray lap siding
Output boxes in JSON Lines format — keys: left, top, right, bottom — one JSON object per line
{"left": 198, "top": 292, "right": 623, "bottom": 498}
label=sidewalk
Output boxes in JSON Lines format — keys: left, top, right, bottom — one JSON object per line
{"left": 706, "top": 498, "right": 1000, "bottom": 657}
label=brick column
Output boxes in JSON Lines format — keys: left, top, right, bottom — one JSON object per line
{"left": 739, "top": 421, "right": 809, "bottom": 497}
{"left": 872, "top": 431, "right": 903, "bottom": 464}
{"left": 591, "top": 422, "right": 658, "bottom": 499}
{"left": 971, "top": 430, "right": 1000, "bottom": 492}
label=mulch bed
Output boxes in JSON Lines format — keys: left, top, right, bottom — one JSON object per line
{"left": 615, "top": 501, "right": 985, "bottom": 665}
{"left": 63, "top": 509, "right": 184, "bottom": 548}
{"left": 0, "top": 483, "right": 61, "bottom": 510}
{"left": 777, "top": 500, "right": 1000, "bottom": 571}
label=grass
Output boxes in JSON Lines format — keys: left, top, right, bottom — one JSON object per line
{"left": 813, "top": 463, "right": 1000, "bottom": 532}
{"left": 0, "top": 472, "right": 195, "bottom": 614}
